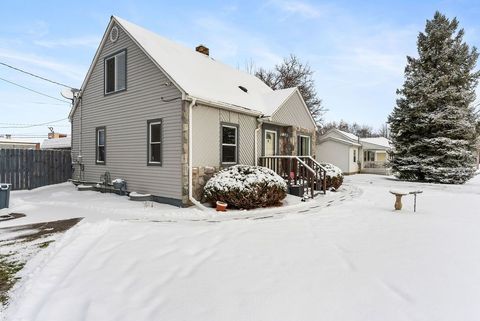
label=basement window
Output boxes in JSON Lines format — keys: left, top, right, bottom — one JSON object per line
{"left": 105, "top": 50, "right": 126, "bottom": 94}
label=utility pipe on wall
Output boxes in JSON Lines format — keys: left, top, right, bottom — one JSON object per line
{"left": 188, "top": 98, "right": 208, "bottom": 210}
{"left": 254, "top": 116, "right": 270, "bottom": 166}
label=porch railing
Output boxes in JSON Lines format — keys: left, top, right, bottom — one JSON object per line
{"left": 259, "top": 155, "right": 327, "bottom": 198}
{"left": 364, "top": 161, "right": 387, "bottom": 168}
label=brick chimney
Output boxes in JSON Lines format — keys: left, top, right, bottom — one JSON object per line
{"left": 195, "top": 45, "right": 209, "bottom": 56}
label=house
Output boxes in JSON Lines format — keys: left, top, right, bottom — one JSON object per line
{"left": 0, "top": 135, "right": 40, "bottom": 150}
{"left": 358, "top": 136, "right": 391, "bottom": 174}
{"left": 41, "top": 137, "right": 71, "bottom": 150}
{"left": 315, "top": 129, "right": 391, "bottom": 175}
{"left": 69, "top": 16, "right": 318, "bottom": 207}
{"left": 315, "top": 129, "right": 361, "bottom": 174}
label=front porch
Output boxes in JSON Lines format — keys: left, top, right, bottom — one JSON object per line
{"left": 260, "top": 156, "right": 327, "bottom": 199}
{"left": 361, "top": 150, "right": 390, "bottom": 175}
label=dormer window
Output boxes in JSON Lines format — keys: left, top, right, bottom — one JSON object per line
{"left": 105, "top": 50, "right": 126, "bottom": 94}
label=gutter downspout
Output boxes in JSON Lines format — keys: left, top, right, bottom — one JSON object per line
{"left": 254, "top": 116, "right": 270, "bottom": 166}
{"left": 254, "top": 119, "right": 263, "bottom": 166}
{"left": 188, "top": 98, "right": 208, "bottom": 210}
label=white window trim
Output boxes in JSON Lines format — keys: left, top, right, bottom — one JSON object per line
{"left": 298, "top": 135, "right": 311, "bottom": 156}
{"left": 221, "top": 125, "right": 238, "bottom": 164}
{"left": 96, "top": 128, "right": 105, "bottom": 163}
{"left": 148, "top": 121, "right": 162, "bottom": 164}
{"left": 105, "top": 51, "right": 126, "bottom": 94}
{"left": 264, "top": 130, "right": 278, "bottom": 156}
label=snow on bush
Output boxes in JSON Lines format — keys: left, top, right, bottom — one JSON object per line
{"left": 204, "top": 165, "right": 287, "bottom": 209}
{"left": 322, "top": 163, "right": 344, "bottom": 190}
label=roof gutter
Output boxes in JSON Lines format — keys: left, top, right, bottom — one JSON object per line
{"left": 191, "top": 96, "right": 263, "bottom": 117}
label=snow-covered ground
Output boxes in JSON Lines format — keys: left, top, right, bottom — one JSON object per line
{"left": 2, "top": 174, "right": 480, "bottom": 321}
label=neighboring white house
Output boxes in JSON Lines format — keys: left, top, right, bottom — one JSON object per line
{"left": 0, "top": 136, "right": 40, "bottom": 150}
{"left": 40, "top": 137, "right": 71, "bottom": 150}
{"left": 359, "top": 137, "right": 391, "bottom": 174}
{"left": 315, "top": 129, "right": 391, "bottom": 175}
{"left": 315, "top": 129, "right": 361, "bottom": 174}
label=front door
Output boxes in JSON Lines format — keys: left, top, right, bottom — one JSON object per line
{"left": 265, "top": 130, "right": 277, "bottom": 156}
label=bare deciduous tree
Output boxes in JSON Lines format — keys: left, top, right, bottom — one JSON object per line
{"left": 255, "top": 54, "right": 325, "bottom": 124}
{"left": 319, "top": 120, "right": 386, "bottom": 138}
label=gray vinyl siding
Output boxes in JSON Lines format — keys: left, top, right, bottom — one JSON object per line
{"left": 271, "top": 91, "right": 316, "bottom": 130}
{"left": 192, "top": 104, "right": 257, "bottom": 167}
{"left": 71, "top": 22, "right": 183, "bottom": 200}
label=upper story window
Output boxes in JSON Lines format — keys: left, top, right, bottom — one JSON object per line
{"left": 105, "top": 50, "right": 126, "bottom": 94}
{"left": 221, "top": 125, "right": 238, "bottom": 164}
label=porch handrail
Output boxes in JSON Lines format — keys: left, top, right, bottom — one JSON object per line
{"left": 298, "top": 156, "right": 327, "bottom": 172}
{"left": 259, "top": 155, "right": 327, "bottom": 197}
{"left": 259, "top": 155, "right": 316, "bottom": 176}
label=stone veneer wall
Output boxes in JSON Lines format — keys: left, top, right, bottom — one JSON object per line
{"left": 291, "top": 126, "right": 317, "bottom": 157}
{"left": 191, "top": 166, "right": 220, "bottom": 201}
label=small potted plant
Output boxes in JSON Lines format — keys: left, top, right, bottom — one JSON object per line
{"left": 216, "top": 201, "right": 228, "bottom": 212}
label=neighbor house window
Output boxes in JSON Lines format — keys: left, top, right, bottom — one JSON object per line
{"left": 221, "top": 124, "right": 238, "bottom": 164}
{"left": 353, "top": 149, "right": 357, "bottom": 163}
{"left": 148, "top": 119, "right": 162, "bottom": 165}
{"left": 96, "top": 127, "right": 106, "bottom": 164}
{"left": 105, "top": 50, "right": 126, "bottom": 94}
{"left": 364, "top": 151, "right": 375, "bottom": 162}
{"left": 298, "top": 135, "right": 311, "bottom": 156}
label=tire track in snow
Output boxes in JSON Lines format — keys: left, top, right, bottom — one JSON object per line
{"left": 4, "top": 221, "right": 116, "bottom": 321}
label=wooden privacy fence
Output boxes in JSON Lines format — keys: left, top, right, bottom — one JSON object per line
{"left": 0, "top": 149, "right": 72, "bottom": 190}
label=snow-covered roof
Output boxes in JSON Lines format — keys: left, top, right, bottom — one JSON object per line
{"left": 360, "top": 137, "right": 391, "bottom": 149}
{"left": 0, "top": 137, "right": 41, "bottom": 144}
{"left": 336, "top": 129, "right": 359, "bottom": 141}
{"left": 40, "top": 137, "right": 71, "bottom": 149}
{"left": 112, "top": 16, "right": 300, "bottom": 117}
{"left": 260, "top": 87, "right": 298, "bottom": 117}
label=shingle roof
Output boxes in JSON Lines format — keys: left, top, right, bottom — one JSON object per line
{"left": 360, "top": 137, "right": 391, "bottom": 149}
{"left": 114, "top": 16, "right": 297, "bottom": 116}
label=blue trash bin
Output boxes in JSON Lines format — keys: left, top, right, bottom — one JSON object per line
{"left": 0, "top": 184, "right": 11, "bottom": 209}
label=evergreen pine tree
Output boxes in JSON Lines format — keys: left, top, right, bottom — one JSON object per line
{"left": 388, "top": 12, "right": 480, "bottom": 183}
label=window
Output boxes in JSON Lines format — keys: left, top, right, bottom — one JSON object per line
{"left": 148, "top": 119, "right": 162, "bottom": 165}
{"left": 353, "top": 149, "right": 357, "bottom": 163}
{"left": 297, "top": 135, "right": 311, "bottom": 156}
{"left": 221, "top": 125, "right": 238, "bottom": 164}
{"left": 364, "top": 151, "right": 375, "bottom": 162}
{"left": 105, "top": 50, "right": 126, "bottom": 94}
{"left": 96, "top": 127, "right": 106, "bottom": 164}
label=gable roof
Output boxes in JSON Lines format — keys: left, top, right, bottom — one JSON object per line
{"left": 317, "top": 128, "right": 361, "bottom": 146}
{"left": 360, "top": 137, "right": 391, "bottom": 150}
{"left": 71, "top": 16, "right": 313, "bottom": 122}
{"left": 336, "top": 129, "right": 359, "bottom": 141}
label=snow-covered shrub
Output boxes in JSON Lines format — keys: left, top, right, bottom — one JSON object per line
{"left": 204, "top": 165, "right": 287, "bottom": 209}
{"left": 322, "top": 163, "right": 344, "bottom": 190}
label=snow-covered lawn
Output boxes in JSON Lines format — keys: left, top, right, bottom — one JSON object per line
{"left": 2, "top": 174, "right": 480, "bottom": 321}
